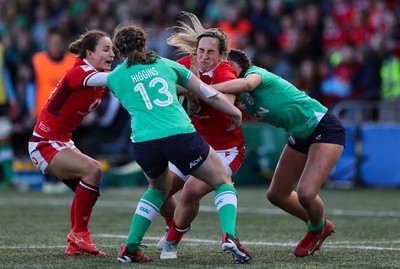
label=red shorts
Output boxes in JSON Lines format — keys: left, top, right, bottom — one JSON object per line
{"left": 28, "top": 135, "right": 76, "bottom": 173}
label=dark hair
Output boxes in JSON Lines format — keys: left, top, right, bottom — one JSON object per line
{"left": 113, "top": 23, "right": 158, "bottom": 67}
{"left": 47, "top": 26, "right": 63, "bottom": 39}
{"left": 227, "top": 49, "right": 252, "bottom": 78}
{"left": 197, "top": 28, "right": 229, "bottom": 55}
{"left": 69, "top": 30, "right": 109, "bottom": 58}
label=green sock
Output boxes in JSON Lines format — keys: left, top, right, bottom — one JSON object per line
{"left": 214, "top": 184, "right": 238, "bottom": 238}
{"left": 126, "top": 188, "right": 166, "bottom": 252}
{"left": 0, "top": 144, "right": 14, "bottom": 182}
{"left": 307, "top": 218, "right": 325, "bottom": 232}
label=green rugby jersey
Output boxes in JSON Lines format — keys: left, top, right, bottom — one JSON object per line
{"left": 107, "top": 56, "right": 196, "bottom": 142}
{"left": 239, "top": 66, "right": 328, "bottom": 139}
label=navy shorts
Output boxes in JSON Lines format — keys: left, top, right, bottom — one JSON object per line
{"left": 132, "top": 132, "right": 210, "bottom": 178}
{"left": 287, "top": 111, "right": 346, "bottom": 155}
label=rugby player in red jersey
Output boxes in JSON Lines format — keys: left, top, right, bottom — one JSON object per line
{"left": 28, "top": 29, "right": 115, "bottom": 256}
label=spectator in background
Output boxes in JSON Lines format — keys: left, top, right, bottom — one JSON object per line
{"left": 275, "top": 13, "right": 298, "bottom": 82}
{"left": 355, "top": 33, "right": 385, "bottom": 99}
{"left": 0, "top": 41, "right": 22, "bottom": 191}
{"left": 297, "top": 3, "right": 324, "bottom": 59}
{"left": 331, "top": 0, "right": 355, "bottom": 30}
{"left": 11, "top": 61, "right": 35, "bottom": 158}
{"left": 380, "top": 43, "right": 400, "bottom": 101}
{"left": 294, "top": 58, "right": 323, "bottom": 101}
{"left": 248, "top": 28, "right": 277, "bottom": 71}
{"left": 216, "top": 1, "right": 252, "bottom": 49}
{"left": 347, "top": 10, "right": 373, "bottom": 47}
{"left": 30, "top": 3, "right": 55, "bottom": 49}
{"left": 31, "top": 26, "right": 75, "bottom": 193}
{"left": 321, "top": 43, "right": 361, "bottom": 108}
{"left": 322, "top": 14, "right": 348, "bottom": 57}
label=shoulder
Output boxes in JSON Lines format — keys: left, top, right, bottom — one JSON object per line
{"left": 161, "top": 57, "right": 186, "bottom": 70}
{"left": 213, "top": 61, "right": 237, "bottom": 82}
{"left": 66, "top": 58, "right": 98, "bottom": 87}
{"left": 245, "top": 66, "right": 269, "bottom": 78}
{"left": 177, "top": 56, "right": 190, "bottom": 68}
{"left": 215, "top": 61, "right": 236, "bottom": 75}
{"left": 70, "top": 58, "right": 96, "bottom": 74}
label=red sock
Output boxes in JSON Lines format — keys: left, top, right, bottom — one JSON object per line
{"left": 73, "top": 180, "right": 99, "bottom": 233}
{"left": 165, "top": 217, "right": 173, "bottom": 228}
{"left": 166, "top": 219, "right": 190, "bottom": 244}
{"left": 70, "top": 197, "right": 76, "bottom": 229}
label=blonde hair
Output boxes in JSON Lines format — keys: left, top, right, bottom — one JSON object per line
{"left": 167, "top": 11, "right": 229, "bottom": 56}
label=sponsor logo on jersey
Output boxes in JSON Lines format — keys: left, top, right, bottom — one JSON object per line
{"left": 80, "top": 65, "right": 94, "bottom": 72}
{"left": 305, "top": 117, "right": 315, "bottom": 128}
{"left": 193, "top": 114, "right": 210, "bottom": 120}
{"left": 245, "top": 93, "right": 254, "bottom": 105}
{"left": 32, "top": 157, "right": 38, "bottom": 165}
{"left": 251, "top": 106, "right": 270, "bottom": 121}
{"left": 236, "top": 100, "right": 246, "bottom": 111}
{"left": 38, "top": 122, "right": 51, "bottom": 133}
{"left": 77, "top": 98, "right": 103, "bottom": 116}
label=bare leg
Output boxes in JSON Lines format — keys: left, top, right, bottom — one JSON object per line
{"left": 297, "top": 143, "right": 343, "bottom": 225}
{"left": 267, "top": 145, "right": 309, "bottom": 222}
{"left": 173, "top": 177, "right": 213, "bottom": 228}
{"left": 159, "top": 173, "right": 184, "bottom": 219}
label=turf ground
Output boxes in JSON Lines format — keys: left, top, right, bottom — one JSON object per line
{"left": 1, "top": 186, "right": 400, "bottom": 269}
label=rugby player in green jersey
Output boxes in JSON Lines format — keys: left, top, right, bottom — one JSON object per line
{"left": 107, "top": 24, "right": 251, "bottom": 264}
{"left": 213, "top": 49, "right": 346, "bottom": 258}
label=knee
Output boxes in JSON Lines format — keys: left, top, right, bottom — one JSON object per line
{"left": 296, "top": 189, "right": 315, "bottom": 208}
{"left": 92, "top": 160, "right": 103, "bottom": 178}
{"left": 180, "top": 191, "right": 201, "bottom": 205}
{"left": 266, "top": 188, "right": 280, "bottom": 206}
{"left": 180, "top": 188, "right": 202, "bottom": 205}
{"left": 86, "top": 160, "right": 103, "bottom": 184}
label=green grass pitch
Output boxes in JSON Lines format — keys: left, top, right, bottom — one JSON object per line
{"left": 1, "top": 186, "right": 400, "bottom": 268}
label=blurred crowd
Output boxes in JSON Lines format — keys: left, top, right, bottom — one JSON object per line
{"left": 0, "top": 0, "right": 400, "bottom": 162}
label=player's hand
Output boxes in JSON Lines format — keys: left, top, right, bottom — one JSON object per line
{"left": 227, "top": 109, "right": 242, "bottom": 131}
{"left": 189, "top": 54, "right": 200, "bottom": 77}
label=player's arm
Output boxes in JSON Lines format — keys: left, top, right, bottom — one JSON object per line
{"left": 183, "top": 76, "right": 242, "bottom": 131}
{"left": 85, "top": 72, "right": 109, "bottom": 87}
{"left": 176, "top": 85, "right": 188, "bottom": 95}
{"left": 224, "top": 93, "right": 236, "bottom": 104}
{"left": 212, "top": 73, "right": 262, "bottom": 94}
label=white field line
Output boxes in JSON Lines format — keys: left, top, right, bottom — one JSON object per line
{"left": 1, "top": 235, "right": 400, "bottom": 251}
{"left": 2, "top": 197, "right": 400, "bottom": 252}
{"left": 1, "top": 197, "right": 400, "bottom": 217}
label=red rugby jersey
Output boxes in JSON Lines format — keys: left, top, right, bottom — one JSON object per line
{"left": 178, "top": 56, "right": 245, "bottom": 150}
{"left": 33, "top": 58, "right": 108, "bottom": 141}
